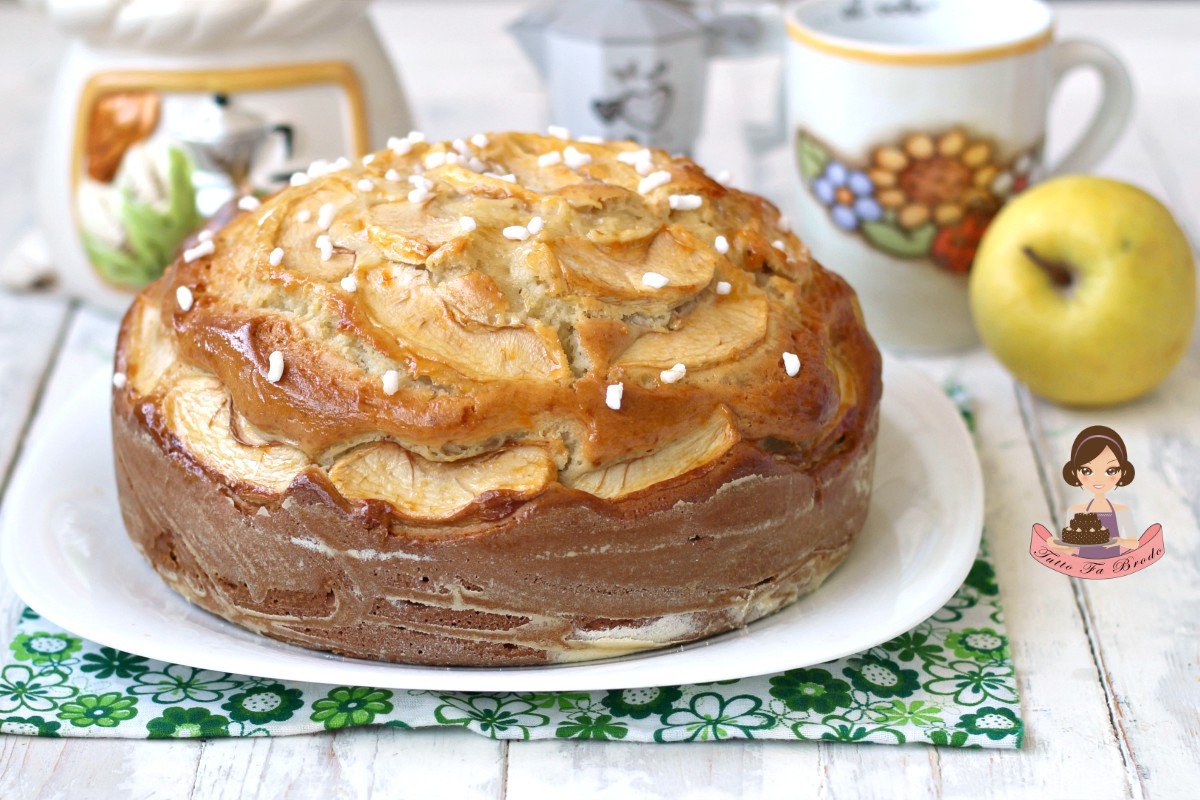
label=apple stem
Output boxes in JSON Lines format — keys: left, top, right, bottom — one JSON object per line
{"left": 1022, "top": 246, "right": 1075, "bottom": 289}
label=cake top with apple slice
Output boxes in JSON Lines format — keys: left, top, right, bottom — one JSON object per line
{"left": 114, "top": 131, "right": 880, "bottom": 521}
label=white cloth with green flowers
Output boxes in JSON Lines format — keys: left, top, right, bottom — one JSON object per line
{"left": 0, "top": 539, "right": 1020, "bottom": 746}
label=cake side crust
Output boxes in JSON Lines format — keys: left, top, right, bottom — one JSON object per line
{"left": 113, "top": 402, "right": 877, "bottom": 666}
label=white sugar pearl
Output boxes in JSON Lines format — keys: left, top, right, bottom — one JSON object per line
{"left": 715, "top": 170, "right": 733, "bottom": 185}
{"left": 316, "top": 234, "right": 333, "bottom": 261}
{"left": 452, "top": 138, "right": 470, "bottom": 155}
{"left": 362, "top": 153, "right": 376, "bottom": 166}
{"left": 182, "top": 239, "right": 214, "bottom": 263}
{"left": 579, "top": 135, "right": 604, "bottom": 144}
{"left": 266, "top": 350, "right": 285, "bottom": 383}
{"left": 772, "top": 240, "right": 786, "bottom": 251}
{"left": 385, "top": 169, "right": 401, "bottom": 182}
{"left": 290, "top": 172, "right": 310, "bottom": 186}
{"left": 605, "top": 382, "right": 624, "bottom": 410}
{"left": 714, "top": 235, "right": 729, "bottom": 254}
{"left": 407, "top": 187, "right": 431, "bottom": 203}
{"left": 660, "top": 363, "right": 686, "bottom": 384}
{"left": 407, "top": 131, "right": 426, "bottom": 143}
{"left": 269, "top": 247, "right": 284, "bottom": 266}
{"left": 317, "top": 203, "right": 335, "bottom": 230}
{"left": 715, "top": 281, "right": 732, "bottom": 295}
{"left": 638, "top": 170, "right": 671, "bottom": 194}
{"left": 340, "top": 274, "right": 357, "bottom": 292}
{"left": 548, "top": 125, "right": 570, "bottom": 139}
{"left": 642, "top": 271, "right": 669, "bottom": 289}
{"left": 237, "top": 195, "right": 260, "bottom": 211}
{"left": 382, "top": 369, "right": 400, "bottom": 396}
{"left": 112, "top": 372, "right": 127, "bottom": 389}
{"left": 537, "top": 151, "right": 563, "bottom": 167}
{"left": 668, "top": 194, "right": 702, "bottom": 211}
{"left": 783, "top": 352, "right": 801, "bottom": 377}
{"left": 527, "top": 216, "right": 544, "bottom": 235}
{"left": 175, "top": 285, "right": 194, "bottom": 311}
{"left": 388, "top": 136, "right": 412, "bottom": 155}
{"left": 563, "top": 146, "right": 591, "bottom": 169}
{"left": 356, "top": 178, "right": 374, "bottom": 192}
{"left": 459, "top": 216, "right": 477, "bottom": 232}
{"left": 470, "top": 133, "right": 489, "bottom": 148}
{"left": 297, "top": 209, "right": 312, "bottom": 223}
{"left": 424, "top": 151, "right": 446, "bottom": 169}
{"left": 503, "top": 225, "right": 531, "bottom": 241}
{"left": 197, "top": 230, "right": 213, "bottom": 242}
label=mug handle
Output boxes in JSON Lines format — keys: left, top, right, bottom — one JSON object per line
{"left": 1047, "top": 39, "right": 1134, "bottom": 175}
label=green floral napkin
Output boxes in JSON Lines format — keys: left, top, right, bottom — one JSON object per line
{"left": 0, "top": 387, "right": 1022, "bottom": 746}
{"left": 0, "top": 541, "right": 1019, "bottom": 746}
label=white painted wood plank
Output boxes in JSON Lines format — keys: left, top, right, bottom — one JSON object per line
{"left": 817, "top": 741, "right": 940, "bottom": 800}
{"left": 192, "top": 727, "right": 504, "bottom": 800}
{"left": 1014, "top": 118, "right": 1200, "bottom": 800}
{"left": 1020, "top": 365, "right": 1200, "bottom": 798}
{"left": 0, "top": 294, "right": 69, "bottom": 496}
{"left": 0, "top": 736, "right": 202, "bottom": 800}
{"left": 0, "top": 294, "right": 73, "bottom": 635}
{"left": 506, "top": 739, "right": 819, "bottom": 800}
{"left": 0, "top": 7, "right": 64, "bottom": 253}
{"left": 11, "top": 305, "right": 121, "bottom": 445}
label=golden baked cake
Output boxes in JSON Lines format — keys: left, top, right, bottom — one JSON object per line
{"left": 112, "top": 131, "right": 882, "bottom": 666}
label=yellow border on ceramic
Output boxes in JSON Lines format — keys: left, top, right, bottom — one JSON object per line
{"left": 72, "top": 61, "right": 370, "bottom": 196}
{"left": 785, "top": 18, "right": 1053, "bottom": 65}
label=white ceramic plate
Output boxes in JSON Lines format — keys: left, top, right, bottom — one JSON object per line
{"left": 1, "top": 358, "right": 981, "bottom": 692}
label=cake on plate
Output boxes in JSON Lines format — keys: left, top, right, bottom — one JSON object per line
{"left": 111, "top": 131, "right": 882, "bottom": 665}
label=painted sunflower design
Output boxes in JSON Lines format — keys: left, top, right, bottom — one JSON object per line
{"left": 870, "top": 129, "right": 1002, "bottom": 230}
{"left": 796, "top": 127, "right": 1039, "bottom": 274}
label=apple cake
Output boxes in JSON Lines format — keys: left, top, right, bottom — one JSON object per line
{"left": 112, "top": 131, "right": 882, "bottom": 666}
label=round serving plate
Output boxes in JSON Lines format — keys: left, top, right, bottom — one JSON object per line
{"left": 1, "top": 357, "right": 982, "bottom": 692}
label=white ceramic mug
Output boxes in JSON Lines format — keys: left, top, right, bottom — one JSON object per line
{"left": 782, "top": 0, "right": 1132, "bottom": 351}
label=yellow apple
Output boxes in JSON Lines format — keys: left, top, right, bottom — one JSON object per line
{"left": 970, "top": 175, "right": 1195, "bottom": 406}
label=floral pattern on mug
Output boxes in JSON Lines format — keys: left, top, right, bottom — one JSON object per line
{"left": 798, "top": 128, "right": 1039, "bottom": 274}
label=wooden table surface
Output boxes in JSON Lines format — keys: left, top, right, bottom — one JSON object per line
{"left": 1, "top": 2, "right": 1197, "bottom": 798}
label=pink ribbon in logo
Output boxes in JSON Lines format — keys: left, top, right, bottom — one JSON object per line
{"left": 1029, "top": 523, "right": 1165, "bottom": 579}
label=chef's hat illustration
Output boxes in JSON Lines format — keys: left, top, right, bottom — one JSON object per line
{"left": 24, "top": 0, "right": 373, "bottom": 50}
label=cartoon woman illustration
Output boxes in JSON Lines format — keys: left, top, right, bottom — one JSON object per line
{"left": 1051, "top": 425, "right": 1143, "bottom": 557}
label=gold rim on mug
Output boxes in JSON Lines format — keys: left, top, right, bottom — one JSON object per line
{"left": 785, "top": 17, "right": 1055, "bottom": 66}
